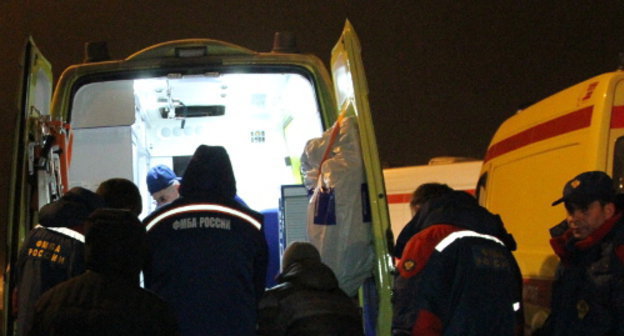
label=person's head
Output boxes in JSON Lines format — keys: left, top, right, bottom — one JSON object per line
{"left": 281, "top": 241, "right": 321, "bottom": 272}
{"left": 84, "top": 208, "right": 147, "bottom": 280}
{"left": 552, "top": 171, "right": 617, "bottom": 239}
{"left": 179, "top": 145, "right": 237, "bottom": 201}
{"left": 409, "top": 183, "right": 454, "bottom": 217}
{"left": 147, "top": 165, "right": 180, "bottom": 208}
{"left": 39, "top": 187, "right": 105, "bottom": 230}
{"left": 96, "top": 178, "right": 143, "bottom": 216}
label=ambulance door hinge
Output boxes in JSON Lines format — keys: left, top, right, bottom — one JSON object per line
{"left": 36, "top": 135, "right": 56, "bottom": 170}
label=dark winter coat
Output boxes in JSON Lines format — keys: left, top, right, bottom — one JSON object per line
{"left": 257, "top": 259, "right": 363, "bottom": 336}
{"left": 29, "top": 271, "right": 177, "bottom": 336}
{"left": 392, "top": 191, "right": 523, "bottom": 336}
{"left": 143, "top": 145, "right": 268, "bottom": 336}
{"left": 29, "top": 208, "right": 177, "bottom": 336}
{"left": 537, "top": 212, "right": 624, "bottom": 336}
{"left": 13, "top": 187, "right": 103, "bottom": 336}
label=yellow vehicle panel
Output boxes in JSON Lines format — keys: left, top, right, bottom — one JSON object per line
{"left": 480, "top": 70, "right": 624, "bottom": 332}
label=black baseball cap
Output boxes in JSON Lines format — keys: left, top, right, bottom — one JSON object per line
{"left": 551, "top": 171, "right": 615, "bottom": 206}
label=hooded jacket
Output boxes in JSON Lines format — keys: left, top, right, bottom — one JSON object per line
{"left": 257, "top": 259, "right": 363, "bottom": 336}
{"left": 29, "top": 209, "right": 177, "bottom": 336}
{"left": 13, "top": 187, "right": 103, "bottom": 336}
{"left": 143, "top": 145, "right": 268, "bottom": 336}
{"left": 392, "top": 191, "right": 523, "bottom": 336}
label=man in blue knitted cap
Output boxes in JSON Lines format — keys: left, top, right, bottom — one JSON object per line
{"left": 146, "top": 165, "right": 181, "bottom": 208}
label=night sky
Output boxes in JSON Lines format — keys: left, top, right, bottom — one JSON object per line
{"left": 2, "top": 1, "right": 624, "bottom": 170}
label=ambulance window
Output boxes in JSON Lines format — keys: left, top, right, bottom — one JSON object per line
{"left": 67, "top": 71, "right": 324, "bottom": 218}
{"left": 613, "top": 137, "right": 624, "bottom": 193}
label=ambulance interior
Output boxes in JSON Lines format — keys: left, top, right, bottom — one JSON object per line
{"left": 67, "top": 71, "right": 325, "bottom": 219}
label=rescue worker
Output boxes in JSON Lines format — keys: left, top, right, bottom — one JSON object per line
{"left": 535, "top": 171, "right": 624, "bottom": 336}
{"left": 96, "top": 177, "right": 143, "bottom": 216}
{"left": 29, "top": 208, "right": 178, "bottom": 336}
{"left": 146, "top": 164, "right": 181, "bottom": 209}
{"left": 257, "top": 241, "right": 363, "bottom": 336}
{"left": 12, "top": 187, "right": 104, "bottom": 336}
{"left": 392, "top": 190, "right": 523, "bottom": 336}
{"left": 143, "top": 145, "right": 268, "bottom": 336}
{"left": 393, "top": 183, "right": 453, "bottom": 260}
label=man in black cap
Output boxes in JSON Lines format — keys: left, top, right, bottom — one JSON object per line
{"left": 537, "top": 171, "right": 624, "bottom": 336}
{"left": 12, "top": 187, "right": 104, "bottom": 336}
{"left": 142, "top": 145, "right": 267, "bottom": 336}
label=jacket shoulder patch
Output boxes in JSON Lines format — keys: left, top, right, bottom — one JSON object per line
{"left": 398, "top": 224, "right": 462, "bottom": 278}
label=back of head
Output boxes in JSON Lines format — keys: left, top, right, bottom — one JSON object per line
{"left": 84, "top": 208, "right": 146, "bottom": 278}
{"left": 410, "top": 183, "right": 454, "bottom": 209}
{"left": 416, "top": 190, "right": 481, "bottom": 227}
{"left": 393, "top": 183, "right": 454, "bottom": 258}
{"left": 281, "top": 241, "right": 321, "bottom": 272}
{"left": 417, "top": 190, "right": 517, "bottom": 250}
{"left": 179, "top": 145, "right": 237, "bottom": 201}
{"left": 96, "top": 178, "right": 143, "bottom": 216}
{"left": 39, "top": 187, "right": 105, "bottom": 228}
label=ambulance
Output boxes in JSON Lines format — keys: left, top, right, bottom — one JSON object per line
{"left": 7, "top": 21, "right": 394, "bottom": 334}
{"left": 478, "top": 66, "right": 624, "bottom": 332}
{"left": 383, "top": 157, "right": 481, "bottom": 237}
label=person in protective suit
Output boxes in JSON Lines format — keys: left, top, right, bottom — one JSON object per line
{"left": 12, "top": 187, "right": 104, "bottom": 336}
{"left": 29, "top": 208, "right": 177, "bottom": 336}
{"left": 257, "top": 241, "right": 363, "bottom": 336}
{"left": 142, "top": 145, "right": 268, "bottom": 336}
{"left": 392, "top": 190, "right": 523, "bottom": 336}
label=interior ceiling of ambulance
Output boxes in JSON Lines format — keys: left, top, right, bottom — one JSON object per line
{"left": 69, "top": 72, "right": 324, "bottom": 217}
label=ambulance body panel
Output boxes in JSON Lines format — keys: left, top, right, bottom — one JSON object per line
{"left": 9, "top": 22, "right": 393, "bottom": 335}
{"left": 479, "top": 70, "right": 624, "bottom": 331}
{"left": 383, "top": 160, "right": 481, "bottom": 237}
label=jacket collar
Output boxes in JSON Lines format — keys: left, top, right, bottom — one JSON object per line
{"left": 550, "top": 211, "right": 622, "bottom": 259}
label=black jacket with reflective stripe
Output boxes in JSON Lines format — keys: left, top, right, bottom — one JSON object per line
{"left": 143, "top": 197, "right": 267, "bottom": 336}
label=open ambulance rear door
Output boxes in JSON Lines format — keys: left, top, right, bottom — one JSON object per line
{"left": 331, "top": 20, "right": 394, "bottom": 336}
{"left": 6, "top": 37, "right": 56, "bottom": 335}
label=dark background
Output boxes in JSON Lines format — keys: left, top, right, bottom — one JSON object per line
{"left": 1, "top": 1, "right": 624, "bottom": 212}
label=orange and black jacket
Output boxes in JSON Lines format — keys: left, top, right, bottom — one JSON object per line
{"left": 392, "top": 191, "right": 523, "bottom": 336}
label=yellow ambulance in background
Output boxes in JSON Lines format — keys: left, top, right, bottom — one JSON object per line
{"left": 478, "top": 67, "right": 624, "bottom": 332}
